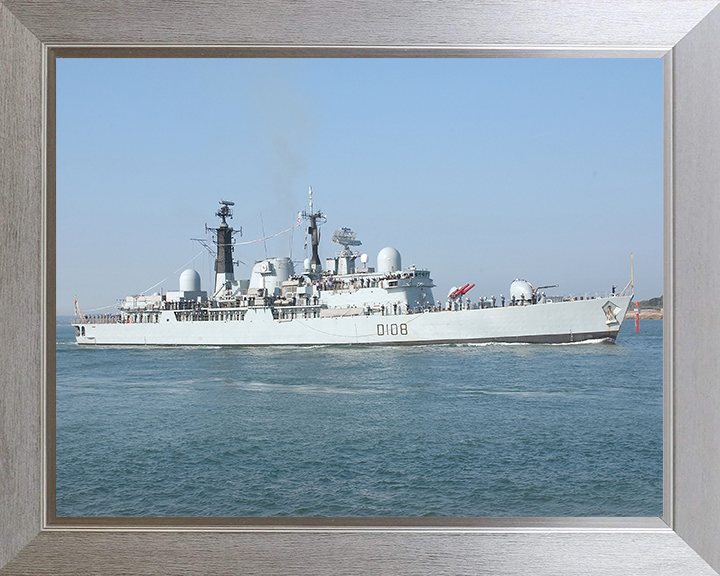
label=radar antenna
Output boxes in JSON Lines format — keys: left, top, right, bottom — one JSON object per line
{"left": 331, "top": 227, "right": 362, "bottom": 257}
{"left": 216, "top": 199, "right": 234, "bottom": 225}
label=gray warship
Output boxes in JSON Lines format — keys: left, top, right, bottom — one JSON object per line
{"left": 72, "top": 189, "right": 634, "bottom": 346}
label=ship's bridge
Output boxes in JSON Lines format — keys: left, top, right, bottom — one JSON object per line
{"left": 315, "top": 266, "right": 435, "bottom": 312}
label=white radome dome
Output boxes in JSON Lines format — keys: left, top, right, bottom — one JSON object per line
{"left": 510, "top": 279, "right": 534, "bottom": 301}
{"left": 179, "top": 269, "right": 202, "bottom": 292}
{"left": 377, "top": 247, "right": 402, "bottom": 274}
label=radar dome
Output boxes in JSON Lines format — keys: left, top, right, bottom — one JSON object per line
{"left": 510, "top": 279, "right": 534, "bottom": 301}
{"left": 377, "top": 247, "right": 402, "bottom": 274}
{"left": 179, "top": 269, "right": 202, "bottom": 292}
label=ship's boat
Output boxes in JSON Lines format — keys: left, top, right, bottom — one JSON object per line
{"left": 72, "top": 190, "right": 634, "bottom": 346}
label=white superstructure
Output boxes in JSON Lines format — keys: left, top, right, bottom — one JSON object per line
{"left": 72, "top": 192, "right": 634, "bottom": 346}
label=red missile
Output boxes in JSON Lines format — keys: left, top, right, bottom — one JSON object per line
{"left": 460, "top": 283, "right": 475, "bottom": 296}
{"left": 450, "top": 283, "right": 475, "bottom": 300}
{"left": 450, "top": 283, "right": 470, "bottom": 300}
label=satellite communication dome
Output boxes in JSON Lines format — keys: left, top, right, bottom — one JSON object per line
{"left": 179, "top": 269, "right": 202, "bottom": 292}
{"left": 510, "top": 279, "right": 534, "bottom": 301}
{"left": 304, "top": 258, "right": 311, "bottom": 272}
{"left": 360, "top": 253, "right": 368, "bottom": 264}
{"left": 377, "top": 247, "right": 402, "bottom": 274}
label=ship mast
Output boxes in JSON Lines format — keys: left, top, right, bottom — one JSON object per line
{"left": 212, "top": 199, "right": 236, "bottom": 294}
{"left": 302, "top": 187, "right": 326, "bottom": 273}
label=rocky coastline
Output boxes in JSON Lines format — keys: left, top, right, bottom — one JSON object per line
{"left": 625, "top": 308, "right": 663, "bottom": 320}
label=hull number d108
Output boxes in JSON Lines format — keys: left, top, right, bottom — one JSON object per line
{"left": 377, "top": 323, "right": 408, "bottom": 336}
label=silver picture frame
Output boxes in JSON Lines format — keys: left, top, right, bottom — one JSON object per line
{"left": 2, "top": 1, "right": 720, "bottom": 574}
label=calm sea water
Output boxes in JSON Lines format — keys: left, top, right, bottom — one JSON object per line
{"left": 55, "top": 320, "right": 662, "bottom": 517}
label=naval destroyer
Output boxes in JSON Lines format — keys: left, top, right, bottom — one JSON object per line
{"left": 72, "top": 190, "right": 634, "bottom": 346}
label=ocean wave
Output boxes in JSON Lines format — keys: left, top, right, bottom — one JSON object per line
{"left": 467, "top": 341, "right": 529, "bottom": 347}
{"left": 231, "top": 380, "right": 373, "bottom": 395}
{"left": 466, "top": 338, "right": 613, "bottom": 347}
{"left": 544, "top": 338, "right": 612, "bottom": 346}
{"left": 477, "top": 390, "right": 569, "bottom": 397}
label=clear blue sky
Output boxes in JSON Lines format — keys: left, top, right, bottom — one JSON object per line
{"left": 57, "top": 58, "right": 662, "bottom": 316}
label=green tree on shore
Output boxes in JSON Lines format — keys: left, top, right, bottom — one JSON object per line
{"left": 637, "top": 296, "right": 663, "bottom": 308}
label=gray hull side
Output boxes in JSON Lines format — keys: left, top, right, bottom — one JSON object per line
{"left": 73, "top": 296, "right": 633, "bottom": 347}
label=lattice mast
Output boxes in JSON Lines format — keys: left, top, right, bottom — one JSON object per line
{"left": 301, "top": 187, "right": 326, "bottom": 273}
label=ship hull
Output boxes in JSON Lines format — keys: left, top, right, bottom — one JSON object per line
{"left": 73, "top": 295, "right": 633, "bottom": 347}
